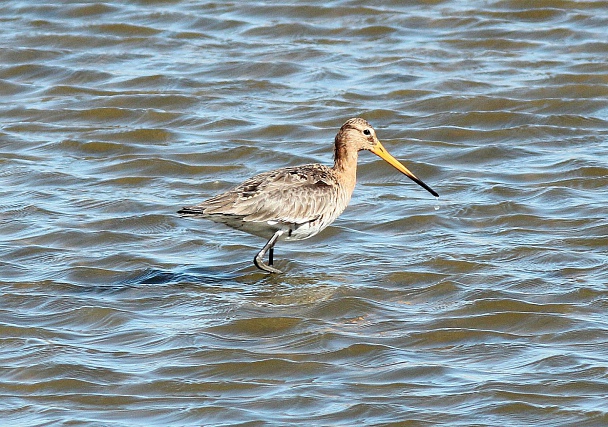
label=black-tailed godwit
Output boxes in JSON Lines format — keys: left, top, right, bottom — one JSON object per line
{"left": 178, "top": 118, "right": 438, "bottom": 273}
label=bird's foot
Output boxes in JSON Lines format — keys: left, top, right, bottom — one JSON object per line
{"left": 254, "top": 254, "right": 283, "bottom": 274}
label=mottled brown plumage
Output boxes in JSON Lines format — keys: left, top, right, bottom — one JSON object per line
{"left": 178, "top": 118, "right": 437, "bottom": 273}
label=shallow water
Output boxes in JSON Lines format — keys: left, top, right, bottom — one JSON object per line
{"left": 1, "top": 0, "right": 607, "bottom": 425}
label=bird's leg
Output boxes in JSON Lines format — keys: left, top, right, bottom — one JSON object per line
{"left": 254, "top": 230, "right": 283, "bottom": 274}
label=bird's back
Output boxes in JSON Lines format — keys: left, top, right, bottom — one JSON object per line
{"left": 178, "top": 163, "right": 353, "bottom": 240}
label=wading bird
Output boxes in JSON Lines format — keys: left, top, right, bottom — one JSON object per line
{"left": 178, "top": 118, "right": 438, "bottom": 273}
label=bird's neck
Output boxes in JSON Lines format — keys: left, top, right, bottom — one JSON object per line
{"left": 332, "top": 143, "right": 359, "bottom": 194}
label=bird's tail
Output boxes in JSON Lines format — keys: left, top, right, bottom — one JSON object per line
{"left": 177, "top": 206, "right": 206, "bottom": 216}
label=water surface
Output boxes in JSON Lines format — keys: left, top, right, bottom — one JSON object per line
{"left": 1, "top": 1, "right": 607, "bottom": 425}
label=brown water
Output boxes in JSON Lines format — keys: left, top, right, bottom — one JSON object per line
{"left": 1, "top": 1, "right": 607, "bottom": 425}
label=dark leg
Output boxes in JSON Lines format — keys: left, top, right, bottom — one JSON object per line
{"left": 254, "top": 231, "right": 283, "bottom": 274}
{"left": 269, "top": 247, "right": 274, "bottom": 266}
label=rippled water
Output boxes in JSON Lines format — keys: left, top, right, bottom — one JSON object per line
{"left": 1, "top": 1, "right": 607, "bottom": 425}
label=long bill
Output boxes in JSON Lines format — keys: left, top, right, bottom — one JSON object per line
{"left": 370, "top": 141, "right": 439, "bottom": 197}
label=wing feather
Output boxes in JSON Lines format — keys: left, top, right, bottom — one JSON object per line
{"left": 180, "top": 164, "right": 342, "bottom": 226}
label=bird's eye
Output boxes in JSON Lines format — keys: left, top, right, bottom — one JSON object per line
{"left": 363, "top": 129, "right": 371, "bottom": 136}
